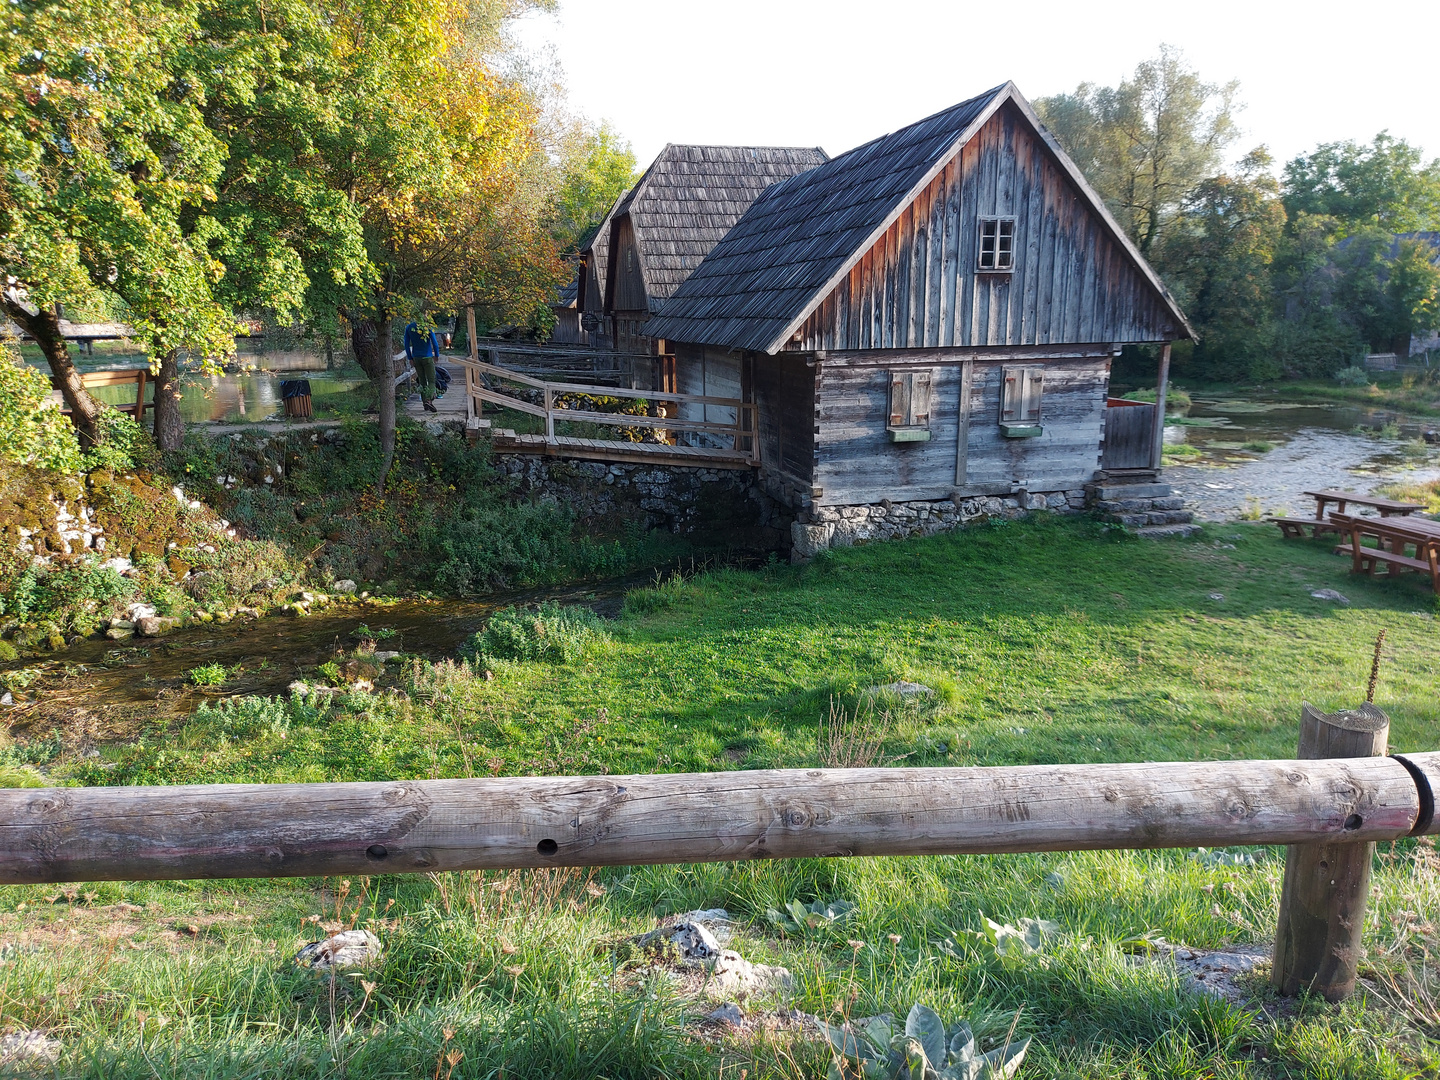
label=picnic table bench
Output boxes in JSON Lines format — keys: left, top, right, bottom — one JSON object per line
{"left": 1329, "top": 511, "right": 1440, "bottom": 592}
{"left": 53, "top": 368, "right": 151, "bottom": 424}
{"left": 1267, "top": 489, "right": 1424, "bottom": 539}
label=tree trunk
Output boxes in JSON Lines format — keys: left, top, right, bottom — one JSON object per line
{"left": 2, "top": 293, "right": 103, "bottom": 448}
{"left": 348, "top": 313, "right": 396, "bottom": 492}
{"left": 375, "top": 317, "right": 396, "bottom": 493}
{"left": 151, "top": 349, "right": 185, "bottom": 451}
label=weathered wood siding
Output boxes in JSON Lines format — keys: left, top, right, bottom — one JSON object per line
{"left": 791, "top": 102, "right": 1174, "bottom": 352}
{"left": 813, "top": 354, "right": 1109, "bottom": 505}
{"left": 609, "top": 217, "right": 650, "bottom": 314}
{"left": 675, "top": 345, "right": 741, "bottom": 447}
{"left": 1101, "top": 400, "right": 1156, "bottom": 470}
{"left": 753, "top": 354, "right": 815, "bottom": 485}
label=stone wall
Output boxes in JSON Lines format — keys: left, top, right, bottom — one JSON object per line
{"left": 493, "top": 456, "right": 793, "bottom": 552}
{"left": 792, "top": 487, "right": 1087, "bottom": 559}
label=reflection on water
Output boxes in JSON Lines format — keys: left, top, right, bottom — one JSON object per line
{"left": 1163, "top": 396, "right": 1440, "bottom": 521}
{"left": 32, "top": 343, "right": 367, "bottom": 425}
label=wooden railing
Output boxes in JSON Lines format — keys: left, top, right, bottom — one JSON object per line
{"left": 459, "top": 353, "right": 759, "bottom": 464}
{"left": 1, "top": 705, "right": 1433, "bottom": 1002}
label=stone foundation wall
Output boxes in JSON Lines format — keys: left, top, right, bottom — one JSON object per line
{"left": 494, "top": 456, "right": 793, "bottom": 551}
{"left": 792, "top": 488, "right": 1088, "bottom": 559}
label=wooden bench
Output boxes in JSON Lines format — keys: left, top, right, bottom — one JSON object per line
{"left": 1304, "top": 489, "right": 1422, "bottom": 519}
{"left": 55, "top": 368, "right": 151, "bottom": 424}
{"left": 1330, "top": 512, "right": 1440, "bottom": 591}
{"left": 1265, "top": 516, "right": 1340, "bottom": 539}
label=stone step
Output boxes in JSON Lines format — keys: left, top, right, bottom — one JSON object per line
{"left": 1135, "top": 523, "right": 1202, "bottom": 539}
{"left": 1093, "top": 482, "right": 1173, "bottom": 501}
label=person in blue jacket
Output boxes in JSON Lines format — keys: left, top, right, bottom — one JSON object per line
{"left": 403, "top": 321, "right": 441, "bottom": 412}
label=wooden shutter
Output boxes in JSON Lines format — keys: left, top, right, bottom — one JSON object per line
{"left": 1021, "top": 368, "right": 1044, "bottom": 422}
{"left": 888, "top": 372, "right": 909, "bottom": 427}
{"left": 911, "top": 371, "right": 932, "bottom": 425}
{"left": 1000, "top": 367, "right": 1022, "bottom": 423}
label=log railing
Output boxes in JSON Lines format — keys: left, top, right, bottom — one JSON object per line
{"left": 3, "top": 710, "right": 1433, "bottom": 1002}
{"left": 458, "top": 351, "right": 758, "bottom": 463}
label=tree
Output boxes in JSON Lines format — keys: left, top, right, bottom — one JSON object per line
{"left": 1036, "top": 46, "right": 1239, "bottom": 256}
{"left": 1282, "top": 134, "right": 1440, "bottom": 236}
{"left": 1159, "top": 148, "right": 1286, "bottom": 380}
{"left": 0, "top": 0, "right": 238, "bottom": 450}
{"left": 548, "top": 123, "right": 637, "bottom": 255}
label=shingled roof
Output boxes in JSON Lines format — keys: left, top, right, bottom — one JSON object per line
{"left": 608, "top": 144, "right": 829, "bottom": 313}
{"left": 646, "top": 83, "right": 1192, "bottom": 353}
{"left": 577, "top": 191, "right": 627, "bottom": 311}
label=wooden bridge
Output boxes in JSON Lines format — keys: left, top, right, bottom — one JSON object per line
{"left": 459, "top": 348, "right": 759, "bottom": 469}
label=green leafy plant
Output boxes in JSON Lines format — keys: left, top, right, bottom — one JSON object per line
{"left": 316, "top": 661, "right": 343, "bottom": 685}
{"left": 1334, "top": 365, "right": 1372, "bottom": 387}
{"left": 1192, "top": 847, "right": 1259, "bottom": 868}
{"left": 978, "top": 914, "right": 1059, "bottom": 959}
{"left": 0, "top": 344, "right": 82, "bottom": 473}
{"left": 352, "top": 624, "right": 399, "bottom": 641}
{"left": 821, "top": 1004, "right": 1031, "bottom": 1080}
{"left": 1240, "top": 439, "right": 1274, "bottom": 453}
{"left": 460, "top": 602, "right": 608, "bottom": 665}
{"left": 187, "top": 662, "right": 229, "bottom": 687}
{"left": 766, "top": 898, "right": 855, "bottom": 938}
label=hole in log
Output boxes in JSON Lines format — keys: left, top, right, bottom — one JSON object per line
{"left": 1344, "top": 814, "right": 1363, "bottom": 831}
{"left": 537, "top": 838, "right": 559, "bottom": 857}
{"left": 366, "top": 844, "right": 388, "bottom": 859}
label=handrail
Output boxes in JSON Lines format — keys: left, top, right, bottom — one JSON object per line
{"left": 458, "top": 357, "right": 748, "bottom": 410}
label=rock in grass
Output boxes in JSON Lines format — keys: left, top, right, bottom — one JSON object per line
{"left": 866, "top": 681, "right": 933, "bottom": 698}
{"left": 295, "top": 929, "right": 382, "bottom": 971}
{"left": 1310, "top": 589, "right": 1350, "bottom": 604}
{"left": 332, "top": 579, "right": 357, "bottom": 594}
{"left": 707, "top": 1002, "right": 745, "bottom": 1026}
{"left": 0, "top": 1030, "right": 61, "bottom": 1067}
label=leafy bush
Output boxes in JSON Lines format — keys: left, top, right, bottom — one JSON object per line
{"left": 82, "top": 409, "right": 156, "bottom": 473}
{"left": 0, "top": 344, "right": 82, "bottom": 473}
{"left": 1123, "top": 385, "right": 1193, "bottom": 412}
{"left": 1334, "top": 365, "right": 1372, "bottom": 387}
{"left": 821, "top": 1004, "right": 1030, "bottom": 1080}
{"left": 185, "top": 696, "right": 299, "bottom": 743}
{"left": 460, "top": 602, "right": 608, "bottom": 664}
{"left": 187, "top": 662, "right": 229, "bottom": 686}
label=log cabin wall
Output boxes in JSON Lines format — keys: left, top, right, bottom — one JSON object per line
{"left": 789, "top": 102, "right": 1170, "bottom": 353}
{"left": 812, "top": 351, "right": 1110, "bottom": 506}
{"left": 752, "top": 353, "right": 816, "bottom": 490}
{"left": 675, "top": 344, "right": 741, "bottom": 448}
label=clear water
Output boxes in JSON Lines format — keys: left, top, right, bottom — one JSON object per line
{"left": 1161, "top": 394, "right": 1440, "bottom": 521}
{"left": 29, "top": 341, "right": 367, "bottom": 425}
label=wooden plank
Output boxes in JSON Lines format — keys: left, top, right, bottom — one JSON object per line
{"left": 0, "top": 756, "right": 1421, "bottom": 885}
{"left": 955, "top": 358, "right": 972, "bottom": 486}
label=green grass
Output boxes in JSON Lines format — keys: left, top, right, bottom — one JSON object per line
{"left": 5, "top": 517, "right": 1440, "bottom": 1077}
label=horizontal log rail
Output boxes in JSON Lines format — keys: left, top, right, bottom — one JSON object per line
{"left": 2, "top": 753, "right": 1435, "bottom": 886}
{"left": 458, "top": 354, "right": 758, "bottom": 463}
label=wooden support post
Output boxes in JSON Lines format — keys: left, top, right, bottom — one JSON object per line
{"left": 1272, "top": 702, "right": 1390, "bottom": 1001}
{"left": 1150, "top": 341, "right": 1171, "bottom": 470}
{"left": 466, "top": 303, "right": 478, "bottom": 363}
{"left": 543, "top": 385, "right": 554, "bottom": 444}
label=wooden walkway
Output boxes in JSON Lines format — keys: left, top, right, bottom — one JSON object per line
{"left": 487, "top": 429, "right": 753, "bottom": 468}
{"left": 457, "top": 353, "right": 759, "bottom": 470}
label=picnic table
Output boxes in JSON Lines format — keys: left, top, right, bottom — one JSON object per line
{"left": 1268, "top": 489, "right": 1424, "bottom": 539}
{"left": 1330, "top": 511, "right": 1440, "bottom": 592}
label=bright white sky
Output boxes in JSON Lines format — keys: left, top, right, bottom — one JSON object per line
{"left": 517, "top": 0, "right": 1440, "bottom": 175}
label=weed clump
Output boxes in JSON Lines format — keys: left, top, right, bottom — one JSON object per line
{"left": 187, "top": 662, "right": 229, "bottom": 687}
{"left": 461, "top": 602, "right": 608, "bottom": 665}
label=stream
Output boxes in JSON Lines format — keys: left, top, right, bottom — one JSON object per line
{"left": 0, "top": 579, "right": 637, "bottom": 738}
{"left": 1161, "top": 394, "right": 1440, "bottom": 520}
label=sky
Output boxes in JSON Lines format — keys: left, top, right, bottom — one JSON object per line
{"left": 516, "top": 0, "right": 1440, "bottom": 173}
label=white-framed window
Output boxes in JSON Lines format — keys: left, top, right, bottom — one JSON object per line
{"left": 978, "top": 218, "right": 1016, "bottom": 271}
{"left": 999, "top": 365, "right": 1043, "bottom": 437}
{"left": 887, "top": 369, "right": 933, "bottom": 442}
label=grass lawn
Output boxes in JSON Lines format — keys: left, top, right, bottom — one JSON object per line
{"left": 3, "top": 517, "right": 1439, "bottom": 1077}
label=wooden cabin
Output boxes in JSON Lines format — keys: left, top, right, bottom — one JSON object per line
{"left": 646, "top": 82, "right": 1194, "bottom": 548}
{"left": 572, "top": 192, "right": 627, "bottom": 349}
{"left": 602, "top": 144, "right": 828, "bottom": 355}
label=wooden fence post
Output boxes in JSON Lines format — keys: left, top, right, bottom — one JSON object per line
{"left": 1272, "top": 702, "right": 1390, "bottom": 1001}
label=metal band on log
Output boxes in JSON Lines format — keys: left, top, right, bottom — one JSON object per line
{"left": 1, "top": 755, "right": 1432, "bottom": 886}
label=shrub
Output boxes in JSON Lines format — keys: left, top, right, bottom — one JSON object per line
{"left": 460, "top": 602, "right": 608, "bottom": 664}
{"left": 1123, "top": 385, "right": 1193, "bottom": 412}
{"left": 0, "top": 343, "right": 83, "bottom": 473}
{"left": 187, "top": 662, "right": 228, "bottom": 687}
{"left": 1334, "top": 366, "right": 1371, "bottom": 388}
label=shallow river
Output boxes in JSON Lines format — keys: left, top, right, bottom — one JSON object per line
{"left": 1161, "top": 394, "right": 1440, "bottom": 520}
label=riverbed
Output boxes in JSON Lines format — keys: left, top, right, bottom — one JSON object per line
{"left": 1161, "top": 394, "right": 1440, "bottom": 520}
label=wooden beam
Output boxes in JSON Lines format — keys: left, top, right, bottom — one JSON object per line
{"left": 0, "top": 756, "right": 1427, "bottom": 885}
{"left": 1151, "top": 341, "right": 1172, "bottom": 470}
